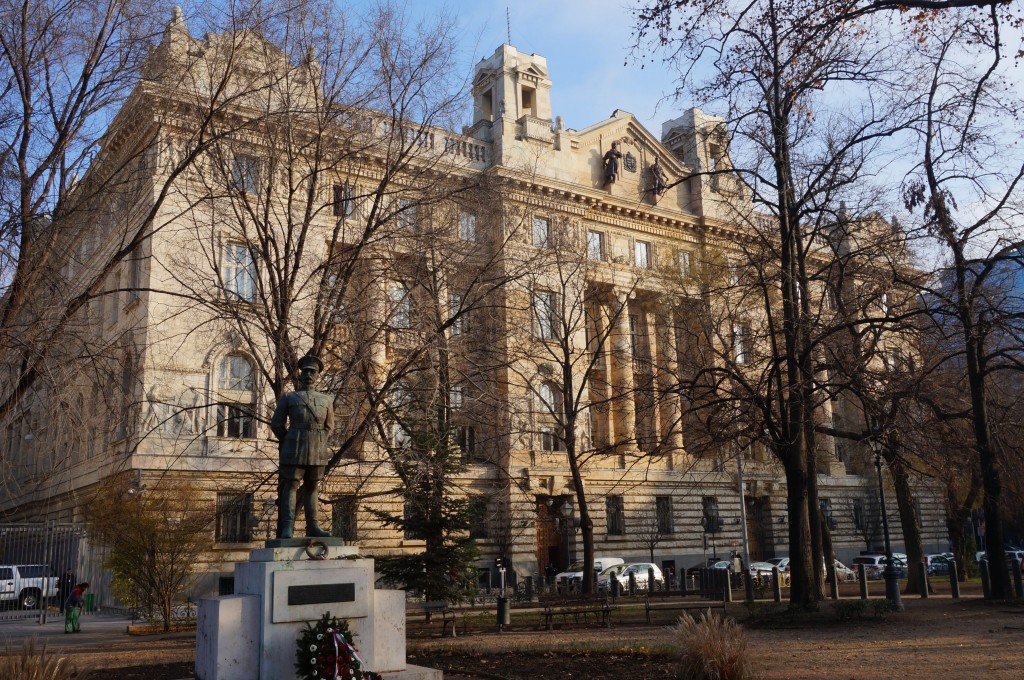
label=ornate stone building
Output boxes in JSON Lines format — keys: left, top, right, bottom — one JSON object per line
{"left": 0, "top": 16, "right": 946, "bottom": 598}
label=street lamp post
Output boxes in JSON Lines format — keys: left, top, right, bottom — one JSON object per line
{"left": 869, "top": 430, "right": 904, "bottom": 611}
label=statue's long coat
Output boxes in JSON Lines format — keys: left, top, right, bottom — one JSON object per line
{"left": 271, "top": 389, "right": 335, "bottom": 467}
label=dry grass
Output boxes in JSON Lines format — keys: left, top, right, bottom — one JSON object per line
{"left": 672, "top": 610, "right": 752, "bottom": 680}
{"left": 0, "top": 639, "right": 89, "bottom": 680}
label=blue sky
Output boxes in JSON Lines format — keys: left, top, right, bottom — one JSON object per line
{"left": 388, "top": 0, "right": 686, "bottom": 135}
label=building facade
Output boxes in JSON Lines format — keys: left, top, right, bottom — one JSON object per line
{"left": 0, "top": 16, "right": 946, "bottom": 599}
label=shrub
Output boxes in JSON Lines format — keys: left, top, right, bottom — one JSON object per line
{"left": 0, "top": 640, "right": 88, "bottom": 680}
{"left": 871, "top": 599, "right": 894, "bottom": 619}
{"left": 672, "top": 610, "right": 752, "bottom": 680}
{"left": 831, "top": 599, "right": 868, "bottom": 621}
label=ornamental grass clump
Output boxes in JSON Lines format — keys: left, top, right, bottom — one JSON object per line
{"left": 0, "top": 640, "right": 88, "bottom": 680}
{"left": 672, "top": 610, "right": 752, "bottom": 680}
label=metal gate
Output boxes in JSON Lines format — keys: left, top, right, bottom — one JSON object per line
{"left": 0, "top": 523, "right": 95, "bottom": 623}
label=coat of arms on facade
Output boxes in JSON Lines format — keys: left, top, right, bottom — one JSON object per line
{"left": 623, "top": 152, "right": 637, "bottom": 173}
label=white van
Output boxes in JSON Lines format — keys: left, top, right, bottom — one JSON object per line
{"left": 554, "top": 557, "right": 625, "bottom": 586}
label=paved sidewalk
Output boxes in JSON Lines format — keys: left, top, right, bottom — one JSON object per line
{"left": 0, "top": 612, "right": 194, "bottom": 651}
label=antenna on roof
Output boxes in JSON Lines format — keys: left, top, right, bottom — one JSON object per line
{"left": 506, "top": 7, "right": 512, "bottom": 45}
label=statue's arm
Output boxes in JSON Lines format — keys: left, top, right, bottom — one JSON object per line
{"left": 270, "top": 396, "right": 289, "bottom": 440}
{"left": 325, "top": 400, "right": 335, "bottom": 432}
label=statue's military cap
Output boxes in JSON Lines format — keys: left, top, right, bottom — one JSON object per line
{"left": 298, "top": 354, "right": 324, "bottom": 372}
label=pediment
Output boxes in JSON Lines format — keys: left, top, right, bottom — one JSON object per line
{"left": 575, "top": 112, "right": 688, "bottom": 175}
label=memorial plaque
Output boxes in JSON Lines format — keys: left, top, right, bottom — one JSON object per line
{"left": 287, "top": 582, "right": 355, "bottom": 606}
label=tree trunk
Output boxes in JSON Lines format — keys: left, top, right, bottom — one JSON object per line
{"left": 888, "top": 454, "right": 928, "bottom": 594}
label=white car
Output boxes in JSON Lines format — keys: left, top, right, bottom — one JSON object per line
{"left": 598, "top": 562, "right": 664, "bottom": 591}
{"left": 555, "top": 557, "right": 624, "bottom": 586}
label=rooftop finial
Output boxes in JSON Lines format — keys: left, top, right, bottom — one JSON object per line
{"left": 171, "top": 5, "right": 182, "bottom": 24}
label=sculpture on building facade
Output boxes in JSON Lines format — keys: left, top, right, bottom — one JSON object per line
{"left": 603, "top": 142, "right": 623, "bottom": 185}
{"left": 650, "top": 157, "right": 669, "bottom": 196}
{"left": 271, "top": 354, "right": 335, "bottom": 538}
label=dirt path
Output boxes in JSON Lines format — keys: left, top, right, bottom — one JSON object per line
{"left": 12, "top": 595, "right": 1023, "bottom": 679}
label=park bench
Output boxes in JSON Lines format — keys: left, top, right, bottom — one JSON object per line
{"left": 538, "top": 593, "right": 611, "bottom": 630}
{"left": 644, "top": 590, "right": 726, "bottom": 624}
{"left": 417, "top": 601, "right": 457, "bottom": 637}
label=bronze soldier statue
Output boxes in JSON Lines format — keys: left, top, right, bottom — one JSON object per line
{"left": 603, "top": 141, "right": 623, "bottom": 185}
{"left": 271, "top": 354, "right": 334, "bottom": 538}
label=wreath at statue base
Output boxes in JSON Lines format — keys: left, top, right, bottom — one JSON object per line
{"left": 296, "top": 613, "right": 383, "bottom": 680}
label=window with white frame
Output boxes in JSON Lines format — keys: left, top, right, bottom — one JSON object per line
{"left": 678, "top": 250, "right": 691, "bottom": 278}
{"left": 449, "top": 293, "right": 466, "bottom": 336}
{"left": 538, "top": 381, "right": 564, "bottom": 451}
{"left": 459, "top": 211, "right": 477, "bottom": 242}
{"left": 532, "top": 216, "right": 551, "bottom": 247}
{"left": 635, "top": 240, "right": 650, "bottom": 268}
{"left": 534, "top": 291, "right": 559, "bottom": 340}
{"left": 587, "top": 231, "right": 604, "bottom": 261}
{"left": 230, "top": 154, "right": 261, "bottom": 193}
{"left": 388, "top": 283, "right": 412, "bottom": 329}
{"left": 223, "top": 243, "right": 256, "bottom": 301}
{"left": 727, "top": 261, "right": 739, "bottom": 286}
{"left": 733, "top": 323, "right": 752, "bottom": 365}
{"left": 449, "top": 384, "right": 463, "bottom": 410}
{"left": 398, "top": 198, "right": 416, "bottom": 230}
{"left": 217, "top": 354, "right": 256, "bottom": 439}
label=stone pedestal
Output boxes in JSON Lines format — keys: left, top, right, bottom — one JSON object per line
{"left": 196, "top": 541, "right": 440, "bottom": 680}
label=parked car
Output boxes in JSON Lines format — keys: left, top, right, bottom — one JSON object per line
{"left": 926, "top": 554, "right": 951, "bottom": 576}
{"left": 0, "top": 565, "right": 60, "bottom": 609}
{"left": 555, "top": 557, "right": 624, "bottom": 587}
{"left": 851, "top": 555, "right": 906, "bottom": 580}
{"left": 686, "top": 557, "right": 730, "bottom": 579}
{"left": 766, "top": 557, "right": 790, "bottom": 572}
{"left": 829, "top": 559, "right": 857, "bottom": 583}
{"left": 598, "top": 562, "right": 664, "bottom": 591}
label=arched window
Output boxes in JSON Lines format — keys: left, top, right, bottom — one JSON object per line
{"left": 216, "top": 354, "right": 255, "bottom": 439}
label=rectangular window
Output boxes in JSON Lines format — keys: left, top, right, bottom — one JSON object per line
{"left": 216, "top": 493, "right": 253, "bottom": 543}
{"left": 230, "top": 154, "right": 261, "bottom": 193}
{"left": 391, "top": 421, "right": 411, "bottom": 449}
{"left": 404, "top": 500, "right": 426, "bottom": 540}
{"left": 678, "top": 250, "right": 691, "bottom": 278}
{"left": 534, "top": 291, "right": 559, "bottom": 340}
{"left": 216, "top": 405, "right": 255, "bottom": 439}
{"left": 108, "top": 272, "right": 120, "bottom": 325}
{"left": 449, "top": 385, "right": 463, "bottom": 410}
{"left": 532, "top": 216, "right": 550, "bottom": 248}
{"left": 733, "top": 323, "right": 751, "bottom": 365}
{"left": 449, "top": 293, "right": 466, "bottom": 336}
{"left": 635, "top": 240, "right": 650, "bottom": 269}
{"left": 540, "top": 426, "right": 563, "bottom": 452}
{"left": 853, "top": 499, "right": 866, "bottom": 531}
{"left": 458, "top": 425, "right": 478, "bottom": 457}
{"left": 127, "top": 247, "right": 143, "bottom": 302}
{"left": 223, "top": 243, "right": 256, "bottom": 301}
{"left": 656, "top": 495, "right": 674, "bottom": 535}
{"left": 587, "top": 231, "right": 604, "bottom": 261}
{"left": 820, "top": 498, "right": 837, "bottom": 530}
{"left": 398, "top": 199, "right": 416, "bottom": 230}
{"left": 389, "top": 283, "right": 411, "bottom": 329}
{"left": 728, "top": 261, "right": 739, "bottom": 286}
{"left": 702, "top": 496, "right": 721, "bottom": 533}
{"left": 606, "top": 495, "right": 625, "bottom": 536}
{"left": 332, "top": 183, "right": 354, "bottom": 218}
{"left": 331, "top": 495, "right": 358, "bottom": 542}
{"left": 469, "top": 497, "right": 489, "bottom": 539}
{"left": 459, "top": 211, "right": 477, "bottom": 242}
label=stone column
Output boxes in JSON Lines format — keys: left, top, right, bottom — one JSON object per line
{"left": 611, "top": 291, "right": 636, "bottom": 449}
{"left": 656, "top": 306, "right": 686, "bottom": 469}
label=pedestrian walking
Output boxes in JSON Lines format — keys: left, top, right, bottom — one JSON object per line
{"left": 58, "top": 568, "right": 75, "bottom": 615}
{"left": 64, "top": 582, "right": 89, "bottom": 633}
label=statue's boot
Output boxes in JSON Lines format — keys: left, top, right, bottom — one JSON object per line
{"left": 304, "top": 492, "right": 331, "bottom": 538}
{"left": 277, "top": 482, "right": 298, "bottom": 539}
